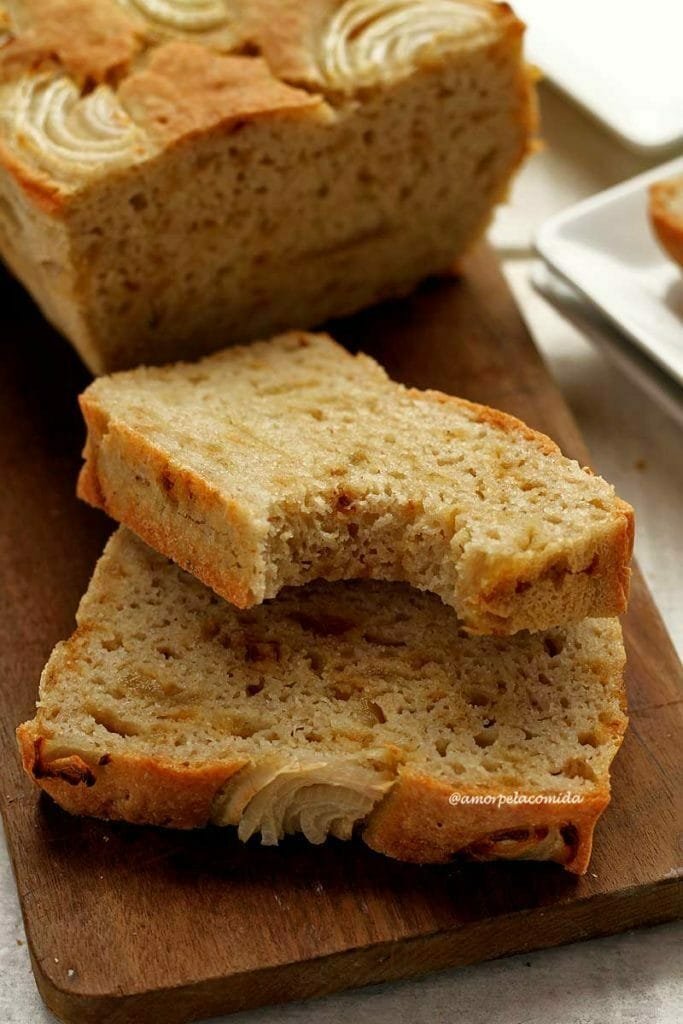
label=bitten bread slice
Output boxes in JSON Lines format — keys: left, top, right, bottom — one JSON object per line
{"left": 649, "top": 174, "right": 683, "bottom": 268}
{"left": 18, "top": 529, "right": 628, "bottom": 873}
{"left": 79, "top": 331, "right": 634, "bottom": 635}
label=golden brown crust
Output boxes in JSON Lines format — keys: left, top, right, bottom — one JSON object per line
{"left": 111, "top": 508, "right": 257, "bottom": 609}
{"left": 471, "top": 497, "right": 633, "bottom": 634}
{"left": 421, "top": 389, "right": 633, "bottom": 631}
{"left": 118, "top": 42, "right": 327, "bottom": 146}
{"left": 249, "top": 0, "right": 522, "bottom": 90}
{"left": 0, "top": 16, "right": 325, "bottom": 208}
{"left": 649, "top": 177, "right": 683, "bottom": 269}
{"left": 0, "top": 138, "right": 67, "bottom": 214}
{"left": 0, "top": 0, "right": 144, "bottom": 87}
{"left": 78, "top": 391, "right": 260, "bottom": 608}
{"left": 0, "top": 0, "right": 530, "bottom": 204}
{"left": 17, "top": 723, "right": 246, "bottom": 829}
{"left": 363, "top": 773, "right": 609, "bottom": 874}
{"left": 420, "top": 388, "right": 563, "bottom": 457}
{"left": 242, "top": 0, "right": 330, "bottom": 86}
{"left": 18, "top": 723, "right": 611, "bottom": 871}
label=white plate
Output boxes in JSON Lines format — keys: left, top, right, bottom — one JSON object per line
{"left": 511, "top": 0, "right": 683, "bottom": 153}
{"left": 535, "top": 157, "right": 683, "bottom": 388}
{"left": 531, "top": 262, "right": 683, "bottom": 429}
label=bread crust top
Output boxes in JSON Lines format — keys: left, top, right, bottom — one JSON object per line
{"left": 246, "top": 0, "right": 516, "bottom": 89}
{"left": 0, "top": 0, "right": 523, "bottom": 208}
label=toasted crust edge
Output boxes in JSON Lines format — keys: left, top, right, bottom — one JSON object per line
{"left": 419, "top": 391, "right": 634, "bottom": 632}
{"left": 649, "top": 178, "right": 683, "bottom": 269}
{"left": 0, "top": 0, "right": 531, "bottom": 215}
{"left": 77, "top": 393, "right": 264, "bottom": 608}
{"left": 470, "top": 495, "right": 634, "bottom": 635}
{"left": 363, "top": 773, "right": 613, "bottom": 874}
{"left": 0, "top": 139, "right": 68, "bottom": 215}
{"left": 16, "top": 724, "right": 247, "bottom": 829}
{"left": 17, "top": 722, "right": 619, "bottom": 873}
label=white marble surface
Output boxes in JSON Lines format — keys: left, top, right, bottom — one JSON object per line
{"left": 1, "top": 82, "right": 681, "bottom": 1023}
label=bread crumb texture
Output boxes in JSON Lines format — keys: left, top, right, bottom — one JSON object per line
{"left": 18, "top": 528, "right": 628, "bottom": 872}
{"left": 79, "top": 331, "right": 633, "bottom": 634}
{"left": 0, "top": 0, "right": 536, "bottom": 371}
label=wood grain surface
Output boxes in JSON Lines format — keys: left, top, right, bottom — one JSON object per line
{"left": 0, "top": 246, "right": 681, "bottom": 1024}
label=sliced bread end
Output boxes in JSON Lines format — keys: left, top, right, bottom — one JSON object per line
{"left": 18, "top": 529, "right": 628, "bottom": 873}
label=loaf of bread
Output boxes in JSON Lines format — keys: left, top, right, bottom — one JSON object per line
{"left": 0, "top": 0, "right": 535, "bottom": 372}
{"left": 79, "top": 330, "right": 633, "bottom": 635}
{"left": 649, "top": 174, "right": 683, "bottom": 268}
{"left": 17, "top": 528, "right": 627, "bottom": 873}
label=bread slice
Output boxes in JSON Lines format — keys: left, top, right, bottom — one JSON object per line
{"left": 18, "top": 529, "right": 627, "bottom": 873}
{"left": 649, "top": 174, "right": 683, "bottom": 268}
{"left": 78, "top": 331, "right": 633, "bottom": 636}
{"left": 0, "top": 0, "right": 535, "bottom": 373}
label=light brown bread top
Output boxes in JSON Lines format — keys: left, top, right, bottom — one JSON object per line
{"left": 649, "top": 174, "right": 683, "bottom": 269}
{"left": 78, "top": 331, "right": 634, "bottom": 635}
{"left": 18, "top": 528, "right": 628, "bottom": 872}
{"left": 0, "top": 0, "right": 524, "bottom": 208}
{"left": 246, "top": 0, "right": 509, "bottom": 91}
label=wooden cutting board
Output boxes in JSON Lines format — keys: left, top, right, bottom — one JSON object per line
{"left": 0, "top": 246, "right": 681, "bottom": 1024}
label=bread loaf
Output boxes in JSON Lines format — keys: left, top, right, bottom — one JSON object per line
{"left": 0, "top": 0, "right": 535, "bottom": 372}
{"left": 79, "top": 330, "right": 634, "bottom": 635}
{"left": 17, "top": 528, "right": 627, "bottom": 873}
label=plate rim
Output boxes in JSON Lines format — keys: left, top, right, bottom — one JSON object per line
{"left": 535, "top": 156, "right": 683, "bottom": 387}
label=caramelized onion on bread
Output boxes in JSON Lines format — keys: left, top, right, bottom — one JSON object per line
{"left": 0, "top": 0, "right": 535, "bottom": 371}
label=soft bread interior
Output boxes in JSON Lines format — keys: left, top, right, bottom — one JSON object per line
{"left": 21, "top": 529, "right": 628, "bottom": 865}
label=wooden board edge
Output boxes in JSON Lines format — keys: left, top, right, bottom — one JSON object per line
{"left": 34, "top": 876, "right": 682, "bottom": 1024}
